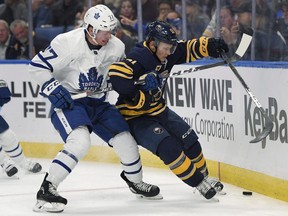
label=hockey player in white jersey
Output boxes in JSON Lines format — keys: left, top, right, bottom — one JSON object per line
{"left": 0, "top": 80, "right": 42, "bottom": 177}
{"left": 29, "top": 5, "right": 162, "bottom": 213}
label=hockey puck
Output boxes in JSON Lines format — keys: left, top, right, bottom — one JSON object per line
{"left": 242, "top": 191, "right": 252, "bottom": 196}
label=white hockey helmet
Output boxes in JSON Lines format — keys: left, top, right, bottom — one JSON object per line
{"left": 83, "top": 4, "right": 117, "bottom": 36}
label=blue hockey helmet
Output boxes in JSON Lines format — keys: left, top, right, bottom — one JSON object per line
{"left": 145, "top": 21, "right": 178, "bottom": 53}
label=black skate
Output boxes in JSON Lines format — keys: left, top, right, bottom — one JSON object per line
{"left": 120, "top": 171, "right": 163, "bottom": 200}
{"left": 1, "top": 158, "right": 18, "bottom": 177}
{"left": 196, "top": 178, "right": 217, "bottom": 200}
{"left": 33, "top": 173, "right": 67, "bottom": 213}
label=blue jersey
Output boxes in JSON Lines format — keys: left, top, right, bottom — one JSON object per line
{"left": 108, "top": 37, "right": 211, "bottom": 120}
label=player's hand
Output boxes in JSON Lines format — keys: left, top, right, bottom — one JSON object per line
{"left": 207, "top": 38, "right": 229, "bottom": 58}
{"left": 139, "top": 72, "right": 162, "bottom": 92}
{"left": 0, "top": 80, "right": 11, "bottom": 107}
{"left": 40, "top": 78, "right": 74, "bottom": 109}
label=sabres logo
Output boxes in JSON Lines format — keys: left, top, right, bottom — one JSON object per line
{"left": 94, "top": 12, "right": 100, "bottom": 19}
{"left": 153, "top": 127, "right": 164, "bottom": 134}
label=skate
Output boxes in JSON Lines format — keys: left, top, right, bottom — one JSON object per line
{"left": 1, "top": 158, "right": 18, "bottom": 177}
{"left": 205, "top": 176, "right": 225, "bottom": 194}
{"left": 196, "top": 178, "right": 217, "bottom": 200}
{"left": 33, "top": 173, "right": 67, "bottom": 213}
{"left": 120, "top": 171, "right": 163, "bottom": 200}
{"left": 21, "top": 159, "right": 42, "bottom": 173}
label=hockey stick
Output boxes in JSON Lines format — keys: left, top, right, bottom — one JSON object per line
{"left": 158, "top": 27, "right": 254, "bottom": 79}
{"left": 134, "top": 28, "right": 253, "bottom": 85}
{"left": 72, "top": 28, "right": 253, "bottom": 100}
{"left": 221, "top": 52, "right": 273, "bottom": 143}
{"left": 71, "top": 86, "right": 113, "bottom": 100}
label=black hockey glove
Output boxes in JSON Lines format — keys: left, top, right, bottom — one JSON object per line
{"left": 40, "top": 78, "right": 74, "bottom": 109}
{"left": 207, "top": 38, "right": 229, "bottom": 58}
{"left": 0, "top": 80, "right": 11, "bottom": 107}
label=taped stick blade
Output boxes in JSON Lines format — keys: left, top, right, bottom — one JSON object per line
{"left": 234, "top": 31, "right": 253, "bottom": 58}
{"left": 250, "top": 116, "right": 274, "bottom": 143}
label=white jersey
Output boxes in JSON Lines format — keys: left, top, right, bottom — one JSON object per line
{"left": 29, "top": 28, "right": 125, "bottom": 99}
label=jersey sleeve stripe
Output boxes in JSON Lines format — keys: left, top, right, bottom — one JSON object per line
{"left": 108, "top": 72, "right": 132, "bottom": 79}
{"left": 109, "top": 64, "right": 133, "bottom": 75}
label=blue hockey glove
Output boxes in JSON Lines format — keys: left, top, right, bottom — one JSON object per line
{"left": 207, "top": 38, "right": 229, "bottom": 58}
{"left": 0, "top": 80, "right": 11, "bottom": 107}
{"left": 139, "top": 72, "right": 162, "bottom": 92}
{"left": 40, "top": 78, "right": 74, "bottom": 109}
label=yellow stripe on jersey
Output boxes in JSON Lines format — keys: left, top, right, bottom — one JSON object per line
{"left": 122, "top": 105, "right": 166, "bottom": 120}
{"left": 186, "top": 40, "right": 193, "bottom": 62}
{"left": 149, "top": 104, "right": 166, "bottom": 115}
{"left": 190, "top": 39, "right": 201, "bottom": 60}
{"left": 109, "top": 64, "right": 133, "bottom": 76}
{"left": 116, "top": 61, "right": 134, "bottom": 71}
{"left": 199, "top": 36, "right": 209, "bottom": 57}
{"left": 118, "top": 102, "right": 165, "bottom": 116}
{"left": 123, "top": 91, "right": 146, "bottom": 109}
{"left": 108, "top": 72, "right": 132, "bottom": 79}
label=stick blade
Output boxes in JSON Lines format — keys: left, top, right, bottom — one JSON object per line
{"left": 249, "top": 117, "right": 274, "bottom": 143}
{"left": 234, "top": 28, "right": 253, "bottom": 59}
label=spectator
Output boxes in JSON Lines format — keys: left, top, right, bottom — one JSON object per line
{"left": 117, "top": 0, "right": 136, "bottom": 21}
{"left": 0, "top": 19, "right": 20, "bottom": 59}
{"left": 10, "top": 19, "right": 49, "bottom": 59}
{"left": 32, "top": 0, "right": 42, "bottom": 12}
{"left": 255, "top": 0, "right": 274, "bottom": 31}
{"left": 157, "top": 0, "right": 173, "bottom": 21}
{"left": 274, "top": 2, "right": 288, "bottom": 60}
{"left": 234, "top": 2, "right": 284, "bottom": 61}
{"left": 51, "top": 0, "right": 84, "bottom": 28}
{"left": 117, "top": 0, "right": 138, "bottom": 42}
{"left": 141, "top": 0, "right": 159, "bottom": 24}
{"left": 33, "top": 0, "right": 55, "bottom": 28}
{"left": 203, "top": 6, "right": 238, "bottom": 56}
{"left": 274, "top": 3, "right": 288, "bottom": 45}
{"left": 166, "top": 10, "right": 183, "bottom": 39}
{"left": 186, "top": 0, "right": 210, "bottom": 38}
{"left": 0, "top": 0, "right": 28, "bottom": 25}
{"left": 104, "top": 0, "right": 120, "bottom": 14}
{"left": 115, "top": 20, "right": 136, "bottom": 55}
{"left": 219, "top": 6, "right": 238, "bottom": 43}
{"left": 202, "top": 0, "right": 249, "bottom": 37}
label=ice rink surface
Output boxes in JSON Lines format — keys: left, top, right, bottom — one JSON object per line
{"left": 0, "top": 159, "right": 287, "bottom": 216}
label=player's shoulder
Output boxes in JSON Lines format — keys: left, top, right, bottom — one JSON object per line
{"left": 51, "top": 28, "right": 85, "bottom": 50}
{"left": 127, "top": 42, "right": 151, "bottom": 62}
{"left": 107, "top": 35, "right": 125, "bottom": 55}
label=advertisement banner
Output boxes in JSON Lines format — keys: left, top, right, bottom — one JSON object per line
{"left": 166, "top": 64, "right": 288, "bottom": 180}
{"left": 0, "top": 63, "right": 107, "bottom": 146}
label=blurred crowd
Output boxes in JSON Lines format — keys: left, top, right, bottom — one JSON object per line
{"left": 0, "top": 0, "right": 288, "bottom": 61}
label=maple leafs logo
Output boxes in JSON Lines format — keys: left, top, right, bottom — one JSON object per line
{"left": 78, "top": 67, "right": 103, "bottom": 91}
{"left": 94, "top": 12, "right": 100, "bottom": 19}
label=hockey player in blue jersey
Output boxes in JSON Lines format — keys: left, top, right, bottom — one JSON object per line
{"left": 29, "top": 5, "right": 161, "bottom": 213}
{"left": 108, "top": 21, "right": 229, "bottom": 200}
{"left": 0, "top": 80, "right": 42, "bottom": 177}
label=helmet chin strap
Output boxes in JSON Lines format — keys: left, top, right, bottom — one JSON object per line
{"left": 85, "top": 28, "right": 99, "bottom": 45}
